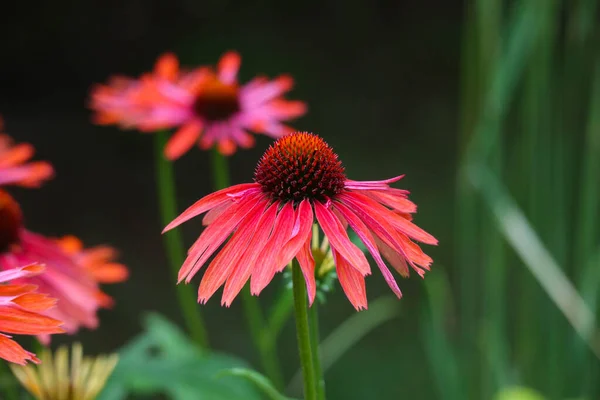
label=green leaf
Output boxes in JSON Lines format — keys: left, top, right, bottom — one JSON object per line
{"left": 494, "top": 387, "right": 546, "bottom": 400}
{"left": 217, "top": 368, "right": 297, "bottom": 400}
{"left": 99, "top": 313, "right": 262, "bottom": 400}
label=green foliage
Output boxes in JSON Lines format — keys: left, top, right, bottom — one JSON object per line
{"left": 99, "top": 314, "right": 262, "bottom": 400}
{"left": 217, "top": 368, "right": 297, "bottom": 400}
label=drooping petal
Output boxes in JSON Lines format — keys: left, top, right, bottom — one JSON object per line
{"left": 332, "top": 249, "right": 367, "bottom": 311}
{"left": 364, "top": 190, "right": 417, "bottom": 214}
{"left": 12, "top": 293, "right": 58, "bottom": 313}
{"left": 164, "top": 121, "right": 203, "bottom": 160}
{"left": 295, "top": 235, "right": 316, "bottom": 305}
{"left": 275, "top": 199, "right": 314, "bottom": 271}
{"left": 250, "top": 202, "right": 295, "bottom": 295}
{"left": 343, "top": 176, "right": 404, "bottom": 190}
{"left": 314, "top": 201, "right": 370, "bottom": 276}
{"left": 0, "top": 307, "right": 64, "bottom": 335}
{"left": 221, "top": 203, "right": 279, "bottom": 306}
{"left": 374, "top": 236, "right": 409, "bottom": 277}
{"left": 163, "top": 183, "right": 259, "bottom": 232}
{"left": 198, "top": 200, "right": 268, "bottom": 303}
{"left": 0, "top": 264, "right": 45, "bottom": 283}
{"left": 338, "top": 192, "right": 415, "bottom": 269}
{"left": 202, "top": 201, "right": 232, "bottom": 226}
{"left": 388, "top": 211, "right": 438, "bottom": 245}
{"left": 179, "top": 192, "right": 265, "bottom": 283}
{"left": 334, "top": 202, "right": 401, "bottom": 298}
{"left": 0, "top": 334, "right": 40, "bottom": 365}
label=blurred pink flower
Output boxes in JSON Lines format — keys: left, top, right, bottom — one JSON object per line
{"left": 164, "top": 132, "right": 437, "bottom": 310}
{"left": 0, "top": 117, "right": 53, "bottom": 188}
{"left": 0, "top": 264, "right": 64, "bottom": 365}
{"left": 0, "top": 190, "right": 127, "bottom": 338}
{"left": 90, "top": 52, "right": 307, "bottom": 158}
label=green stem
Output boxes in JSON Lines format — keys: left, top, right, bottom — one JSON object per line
{"left": 292, "top": 261, "right": 318, "bottom": 400}
{"left": 154, "top": 131, "right": 209, "bottom": 348}
{"left": 210, "top": 147, "right": 231, "bottom": 189}
{"left": 210, "top": 148, "right": 285, "bottom": 388}
{"left": 242, "top": 287, "right": 285, "bottom": 390}
{"left": 308, "top": 302, "right": 325, "bottom": 400}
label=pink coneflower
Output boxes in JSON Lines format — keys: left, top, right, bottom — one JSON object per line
{"left": 90, "top": 52, "right": 307, "bottom": 159}
{"left": 0, "top": 263, "right": 64, "bottom": 365}
{"left": 164, "top": 132, "right": 437, "bottom": 310}
{"left": 0, "top": 117, "right": 53, "bottom": 187}
{"left": 0, "top": 190, "right": 127, "bottom": 336}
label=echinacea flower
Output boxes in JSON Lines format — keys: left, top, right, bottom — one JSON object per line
{"left": 0, "top": 264, "right": 63, "bottom": 365}
{"left": 10, "top": 342, "right": 118, "bottom": 400}
{"left": 90, "top": 52, "right": 307, "bottom": 158}
{"left": 0, "top": 190, "right": 127, "bottom": 336}
{"left": 0, "top": 117, "right": 53, "bottom": 187}
{"left": 164, "top": 132, "right": 437, "bottom": 310}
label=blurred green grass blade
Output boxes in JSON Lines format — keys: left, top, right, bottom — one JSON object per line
{"left": 467, "top": 164, "right": 600, "bottom": 358}
{"left": 574, "top": 57, "right": 600, "bottom": 279}
{"left": 520, "top": 0, "right": 562, "bottom": 393}
{"left": 216, "top": 368, "right": 297, "bottom": 400}
{"left": 421, "top": 269, "right": 464, "bottom": 400}
{"left": 567, "top": 0, "right": 599, "bottom": 43}
{"left": 572, "top": 54, "right": 600, "bottom": 397}
{"left": 287, "top": 296, "right": 400, "bottom": 396}
{"left": 464, "top": 0, "right": 541, "bottom": 165}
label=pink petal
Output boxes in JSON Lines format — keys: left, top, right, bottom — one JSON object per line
{"left": 388, "top": 212, "right": 438, "bottom": 245}
{"left": 295, "top": 235, "right": 316, "bottom": 305}
{"left": 334, "top": 202, "right": 402, "bottom": 298}
{"left": 374, "top": 236, "right": 409, "bottom": 277}
{"left": 275, "top": 199, "right": 314, "bottom": 271}
{"left": 314, "top": 201, "right": 370, "bottom": 276}
{"left": 218, "top": 52, "right": 241, "bottom": 84}
{"left": 365, "top": 190, "right": 417, "bottom": 214}
{"left": 164, "top": 121, "right": 203, "bottom": 160}
{"left": 333, "top": 249, "right": 367, "bottom": 311}
{"left": 178, "top": 192, "right": 265, "bottom": 282}
{"left": 343, "top": 175, "right": 404, "bottom": 190}
{"left": 0, "top": 334, "right": 40, "bottom": 365}
{"left": 0, "top": 264, "right": 44, "bottom": 284}
{"left": 163, "top": 183, "right": 260, "bottom": 232}
{"left": 202, "top": 202, "right": 232, "bottom": 226}
{"left": 221, "top": 203, "right": 279, "bottom": 306}
{"left": 250, "top": 202, "right": 295, "bottom": 295}
{"left": 338, "top": 192, "right": 416, "bottom": 270}
{"left": 198, "top": 200, "right": 268, "bottom": 303}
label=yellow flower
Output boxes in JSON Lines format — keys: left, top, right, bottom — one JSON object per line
{"left": 10, "top": 343, "right": 118, "bottom": 400}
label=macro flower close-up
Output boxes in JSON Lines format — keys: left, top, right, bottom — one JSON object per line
{"left": 0, "top": 190, "right": 127, "bottom": 337}
{"left": 90, "top": 51, "right": 307, "bottom": 158}
{"left": 164, "top": 132, "right": 437, "bottom": 310}
{"left": 0, "top": 264, "right": 63, "bottom": 365}
{"left": 2, "top": 2, "right": 599, "bottom": 398}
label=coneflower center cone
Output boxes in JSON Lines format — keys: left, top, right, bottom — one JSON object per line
{"left": 254, "top": 132, "right": 346, "bottom": 202}
{"left": 0, "top": 190, "right": 22, "bottom": 252}
{"left": 193, "top": 77, "right": 241, "bottom": 122}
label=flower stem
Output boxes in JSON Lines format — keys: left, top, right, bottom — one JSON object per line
{"left": 210, "top": 148, "right": 284, "bottom": 389}
{"left": 154, "top": 131, "right": 209, "bottom": 348}
{"left": 242, "top": 286, "right": 285, "bottom": 390}
{"left": 308, "top": 303, "right": 325, "bottom": 400}
{"left": 292, "top": 260, "right": 318, "bottom": 400}
{"left": 210, "top": 147, "right": 231, "bottom": 189}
